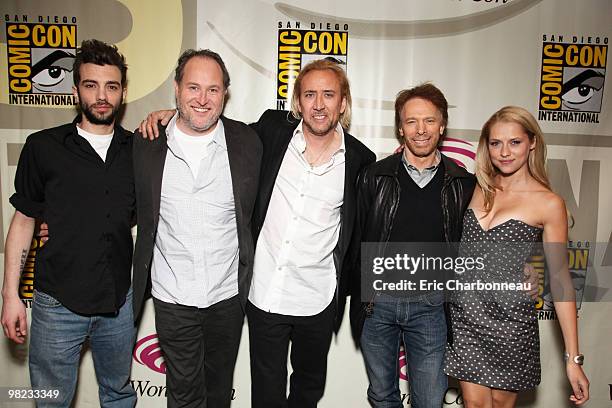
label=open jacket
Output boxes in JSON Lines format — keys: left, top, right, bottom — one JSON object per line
{"left": 131, "top": 116, "right": 262, "bottom": 321}
{"left": 349, "top": 151, "right": 476, "bottom": 344}
{"left": 251, "top": 110, "right": 375, "bottom": 331}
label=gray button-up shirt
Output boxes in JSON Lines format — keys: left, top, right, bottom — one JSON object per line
{"left": 151, "top": 114, "right": 239, "bottom": 308}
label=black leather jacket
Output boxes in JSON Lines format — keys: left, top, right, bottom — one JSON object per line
{"left": 349, "top": 152, "right": 476, "bottom": 344}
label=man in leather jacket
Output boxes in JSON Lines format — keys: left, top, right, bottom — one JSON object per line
{"left": 349, "top": 83, "right": 476, "bottom": 408}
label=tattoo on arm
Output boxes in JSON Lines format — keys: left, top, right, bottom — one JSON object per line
{"left": 19, "top": 249, "right": 28, "bottom": 273}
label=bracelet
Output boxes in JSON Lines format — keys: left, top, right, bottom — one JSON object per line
{"left": 563, "top": 352, "right": 584, "bottom": 365}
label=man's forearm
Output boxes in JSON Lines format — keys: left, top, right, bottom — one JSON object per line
{"left": 2, "top": 211, "right": 35, "bottom": 300}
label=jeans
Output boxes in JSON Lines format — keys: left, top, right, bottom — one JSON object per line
{"left": 360, "top": 292, "right": 447, "bottom": 408}
{"left": 29, "top": 290, "right": 136, "bottom": 408}
{"left": 154, "top": 295, "right": 243, "bottom": 408}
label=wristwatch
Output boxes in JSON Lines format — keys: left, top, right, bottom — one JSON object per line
{"left": 564, "top": 352, "right": 585, "bottom": 365}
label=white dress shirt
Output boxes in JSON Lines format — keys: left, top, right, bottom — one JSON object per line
{"left": 249, "top": 121, "right": 346, "bottom": 316}
{"left": 151, "top": 114, "right": 239, "bottom": 307}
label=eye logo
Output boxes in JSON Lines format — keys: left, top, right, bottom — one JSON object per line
{"left": 5, "top": 21, "right": 78, "bottom": 106}
{"left": 538, "top": 35, "right": 608, "bottom": 123}
{"left": 31, "top": 50, "right": 75, "bottom": 94}
{"left": 133, "top": 334, "right": 166, "bottom": 374}
{"left": 561, "top": 68, "right": 605, "bottom": 111}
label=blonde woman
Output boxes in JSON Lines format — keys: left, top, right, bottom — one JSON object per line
{"left": 444, "top": 106, "right": 589, "bottom": 407}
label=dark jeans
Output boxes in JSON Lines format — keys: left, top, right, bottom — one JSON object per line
{"left": 247, "top": 301, "right": 335, "bottom": 408}
{"left": 154, "top": 295, "right": 243, "bottom": 408}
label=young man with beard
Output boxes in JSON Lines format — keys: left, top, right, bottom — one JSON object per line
{"left": 139, "top": 59, "right": 375, "bottom": 407}
{"left": 131, "top": 49, "right": 262, "bottom": 408}
{"left": 350, "top": 83, "right": 476, "bottom": 408}
{"left": 1, "top": 39, "right": 136, "bottom": 407}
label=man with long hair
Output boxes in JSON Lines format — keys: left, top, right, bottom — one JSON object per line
{"left": 247, "top": 59, "right": 374, "bottom": 407}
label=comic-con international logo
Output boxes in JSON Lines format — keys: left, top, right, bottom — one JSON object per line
{"left": 538, "top": 35, "right": 608, "bottom": 123}
{"left": 276, "top": 21, "right": 349, "bottom": 110}
{"left": 5, "top": 16, "right": 78, "bottom": 106}
{"left": 531, "top": 241, "right": 589, "bottom": 321}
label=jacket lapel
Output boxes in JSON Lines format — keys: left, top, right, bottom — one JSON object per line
{"left": 257, "top": 128, "right": 292, "bottom": 227}
{"left": 266, "top": 132, "right": 292, "bottom": 199}
{"left": 338, "top": 139, "right": 358, "bottom": 257}
{"left": 150, "top": 128, "right": 169, "bottom": 225}
{"left": 223, "top": 118, "right": 246, "bottom": 227}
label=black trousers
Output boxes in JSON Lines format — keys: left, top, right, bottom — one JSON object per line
{"left": 247, "top": 300, "right": 335, "bottom": 408}
{"left": 154, "top": 295, "right": 243, "bottom": 408}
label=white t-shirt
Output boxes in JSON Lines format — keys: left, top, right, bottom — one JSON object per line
{"left": 76, "top": 125, "right": 113, "bottom": 162}
{"left": 173, "top": 125, "right": 215, "bottom": 178}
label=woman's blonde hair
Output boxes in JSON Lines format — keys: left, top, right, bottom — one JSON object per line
{"left": 476, "top": 106, "right": 551, "bottom": 212}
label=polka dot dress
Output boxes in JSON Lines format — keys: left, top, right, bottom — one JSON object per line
{"left": 444, "top": 209, "right": 542, "bottom": 391}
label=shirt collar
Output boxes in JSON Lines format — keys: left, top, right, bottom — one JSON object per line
{"left": 166, "top": 112, "right": 226, "bottom": 149}
{"left": 291, "top": 119, "right": 346, "bottom": 154}
{"left": 402, "top": 149, "right": 441, "bottom": 175}
{"left": 69, "top": 115, "right": 130, "bottom": 144}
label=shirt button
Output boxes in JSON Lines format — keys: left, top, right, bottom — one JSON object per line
{"left": 300, "top": 193, "right": 304, "bottom": 197}
{"left": 105, "top": 189, "right": 109, "bottom": 195}
{"left": 106, "top": 213, "right": 111, "bottom": 218}
{"left": 285, "top": 240, "right": 290, "bottom": 244}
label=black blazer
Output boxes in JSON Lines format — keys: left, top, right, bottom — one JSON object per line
{"left": 131, "top": 116, "right": 262, "bottom": 321}
{"left": 250, "top": 110, "right": 375, "bottom": 329}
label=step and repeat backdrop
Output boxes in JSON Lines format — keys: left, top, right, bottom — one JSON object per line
{"left": 1, "top": 0, "right": 611, "bottom": 407}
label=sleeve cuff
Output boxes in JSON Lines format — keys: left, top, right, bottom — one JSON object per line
{"left": 9, "top": 193, "right": 44, "bottom": 218}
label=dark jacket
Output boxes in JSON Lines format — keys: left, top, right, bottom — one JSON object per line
{"left": 349, "top": 151, "right": 476, "bottom": 344}
{"left": 251, "top": 110, "right": 376, "bottom": 330}
{"left": 131, "top": 116, "right": 262, "bottom": 321}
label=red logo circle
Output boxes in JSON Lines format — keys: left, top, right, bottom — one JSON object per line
{"left": 133, "top": 333, "right": 166, "bottom": 374}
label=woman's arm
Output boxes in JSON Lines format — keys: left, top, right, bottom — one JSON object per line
{"left": 541, "top": 193, "right": 589, "bottom": 405}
